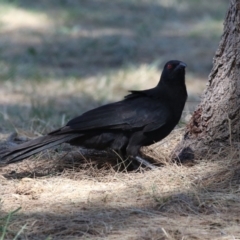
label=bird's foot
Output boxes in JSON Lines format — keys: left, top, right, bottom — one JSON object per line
{"left": 134, "top": 156, "right": 157, "bottom": 170}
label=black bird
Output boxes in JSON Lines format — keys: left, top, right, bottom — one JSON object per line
{"left": 1, "top": 60, "right": 187, "bottom": 168}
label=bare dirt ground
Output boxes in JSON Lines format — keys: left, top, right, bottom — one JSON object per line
{"left": 1, "top": 1, "right": 239, "bottom": 239}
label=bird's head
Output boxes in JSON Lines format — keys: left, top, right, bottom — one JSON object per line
{"left": 159, "top": 60, "right": 187, "bottom": 85}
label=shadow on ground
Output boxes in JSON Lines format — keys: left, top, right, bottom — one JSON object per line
{"left": 1, "top": 159, "right": 240, "bottom": 239}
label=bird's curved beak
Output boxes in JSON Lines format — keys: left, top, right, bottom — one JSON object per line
{"left": 173, "top": 62, "right": 187, "bottom": 74}
{"left": 179, "top": 62, "right": 187, "bottom": 68}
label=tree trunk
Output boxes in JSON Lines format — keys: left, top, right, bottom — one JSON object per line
{"left": 174, "top": 0, "right": 240, "bottom": 161}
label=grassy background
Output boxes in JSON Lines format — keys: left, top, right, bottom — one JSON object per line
{"left": 0, "top": 0, "right": 227, "bottom": 133}
{"left": 2, "top": 1, "right": 240, "bottom": 240}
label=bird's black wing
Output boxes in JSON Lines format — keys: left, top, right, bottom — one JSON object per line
{"left": 63, "top": 91, "right": 169, "bottom": 133}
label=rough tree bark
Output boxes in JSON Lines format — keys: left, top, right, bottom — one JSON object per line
{"left": 174, "top": 0, "right": 240, "bottom": 161}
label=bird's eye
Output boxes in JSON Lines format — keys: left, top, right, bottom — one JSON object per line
{"left": 167, "top": 64, "right": 173, "bottom": 69}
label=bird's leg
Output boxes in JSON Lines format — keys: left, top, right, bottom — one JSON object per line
{"left": 134, "top": 156, "right": 157, "bottom": 170}
{"left": 126, "top": 142, "right": 158, "bottom": 170}
{"left": 109, "top": 148, "right": 134, "bottom": 170}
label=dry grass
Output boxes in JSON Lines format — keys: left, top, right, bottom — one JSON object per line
{"left": 1, "top": 0, "right": 238, "bottom": 239}
{"left": 1, "top": 137, "right": 240, "bottom": 239}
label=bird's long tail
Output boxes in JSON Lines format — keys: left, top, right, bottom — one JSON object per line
{"left": 1, "top": 133, "right": 81, "bottom": 164}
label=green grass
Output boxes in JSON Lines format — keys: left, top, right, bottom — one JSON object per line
{"left": 0, "top": 207, "right": 23, "bottom": 240}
